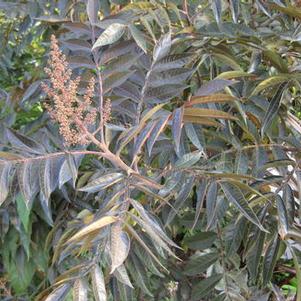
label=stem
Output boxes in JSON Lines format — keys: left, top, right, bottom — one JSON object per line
{"left": 136, "top": 62, "right": 155, "bottom": 125}
{"left": 216, "top": 223, "right": 232, "bottom": 300}
{"left": 91, "top": 24, "right": 105, "bottom": 143}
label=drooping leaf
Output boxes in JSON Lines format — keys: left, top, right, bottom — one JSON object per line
{"left": 132, "top": 122, "right": 155, "bottom": 161}
{"left": 211, "top": 0, "right": 222, "bottom": 23}
{"left": 184, "top": 123, "right": 203, "bottom": 150}
{"left": 220, "top": 183, "right": 265, "bottom": 231}
{"left": 206, "top": 181, "right": 218, "bottom": 230}
{"left": 229, "top": 0, "right": 240, "bottom": 23}
{"left": 16, "top": 194, "right": 30, "bottom": 233}
{"left": 39, "top": 156, "right": 64, "bottom": 200}
{"left": 113, "top": 264, "right": 134, "bottom": 288}
{"left": 78, "top": 173, "right": 124, "bottom": 193}
{"left": 73, "top": 278, "right": 88, "bottom": 301}
{"left": 91, "top": 265, "right": 107, "bottom": 301}
{"left": 192, "top": 179, "right": 207, "bottom": 229}
{"left": 172, "top": 107, "right": 184, "bottom": 154}
{"left": 262, "top": 234, "right": 280, "bottom": 286}
{"left": 0, "top": 162, "right": 12, "bottom": 206}
{"left": 286, "top": 244, "right": 301, "bottom": 301}
{"left": 87, "top": 0, "right": 100, "bottom": 24}
{"left": 45, "top": 284, "right": 71, "bottom": 301}
{"left": 276, "top": 195, "right": 288, "bottom": 239}
{"left": 147, "top": 115, "right": 169, "bottom": 156}
{"left": 130, "top": 199, "right": 178, "bottom": 249}
{"left": 18, "top": 160, "right": 39, "bottom": 208}
{"left": 127, "top": 254, "right": 153, "bottom": 297}
{"left": 261, "top": 83, "right": 286, "bottom": 136}
{"left": 110, "top": 224, "right": 130, "bottom": 274}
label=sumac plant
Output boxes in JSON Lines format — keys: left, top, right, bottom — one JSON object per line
{"left": 1, "top": 1, "right": 301, "bottom": 300}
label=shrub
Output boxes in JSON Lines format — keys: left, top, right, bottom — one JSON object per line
{"left": 0, "top": 1, "right": 301, "bottom": 300}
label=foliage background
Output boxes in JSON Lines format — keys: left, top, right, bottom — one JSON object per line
{"left": 0, "top": 0, "right": 301, "bottom": 300}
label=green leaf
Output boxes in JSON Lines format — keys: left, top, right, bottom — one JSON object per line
{"left": 92, "top": 23, "right": 126, "bottom": 50}
{"left": 229, "top": 0, "right": 239, "bottom": 23}
{"left": 191, "top": 274, "right": 223, "bottom": 300}
{"left": 172, "top": 107, "right": 184, "bottom": 154}
{"left": 127, "top": 254, "right": 153, "bottom": 297}
{"left": 184, "top": 252, "right": 219, "bottom": 276}
{"left": 175, "top": 151, "right": 203, "bottom": 169}
{"left": 193, "top": 179, "right": 207, "bottom": 229}
{"left": 195, "top": 79, "right": 235, "bottom": 96}
{"left": 184, "top": 231, "right": 217, "bottom": 250}
{"left": 147, "top": 115, "right": 169, "bottom": 156}
{"left": 261, "top": 83, "right": 286, "bottom": 136}
{"left": 247, "top": 229, "right": 265, "bottom": 282}
{"left": 130, "top": 199, "right": 179, "bottom": 249}
{"left": 6, "top": 128, "right": 45, "bottom": 154}
{"left": 276, "top": 195, "right": 289, "bottom": 239}
{"left": 16, "top": 194, "right": 30, "bottom": 233}
{"left": 220, "top": 183, "right": 265, "bottom": 231}
{"left": 18, "top": 161, "right": 39, "bottom": 208}
{"left": 129, "top": 24, "right": 148, "bottom": 53}
{"left": 262, "top": 234, "right": 280, "bottom": 286}
{"left": 286, "top": 244, "right": 301, "bottom": 301}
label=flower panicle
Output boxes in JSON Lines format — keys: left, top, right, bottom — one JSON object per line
{"left": 42, "top": 35, "right": 97, "bottom": 146}
{"left": 103, "top": 98, "right": 112, "bottom": 124}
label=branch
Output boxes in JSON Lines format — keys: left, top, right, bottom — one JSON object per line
{"left": 76, "top": 119, "right": 135, "bottom": 174}
{"left": 0, "top": 150, "right": 104, "bottom": 165}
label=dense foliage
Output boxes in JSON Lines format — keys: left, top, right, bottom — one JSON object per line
{"left": 1, "top": 0, "right": 301, "bottom": 300}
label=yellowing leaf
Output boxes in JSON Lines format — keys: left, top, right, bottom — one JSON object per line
{"left": 183, "top": 116, "right": 221, "bottom": 126}
{"left": 67, "top": 216, "right": 117, "bottom": 243}
{"left": 184, "top": 107, "right": 237, "bottom": 120}
{"left": 216, "top": 71, "right": 255, "bottom": 80}
{"left": 187, "top": 93, "right": 236, "bottom": 106}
